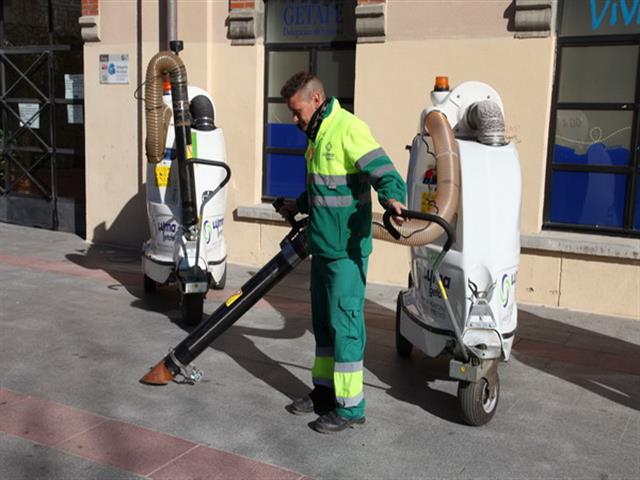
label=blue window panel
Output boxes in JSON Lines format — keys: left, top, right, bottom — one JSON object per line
{"left": 634, "top": 176, "right": 640, "bottom": 231}
{"left": 554, "top": 144, "right": 629, "bottom": 166}
{"left": 265, "top": 153, "right": 307, "bottom": 198}
{"left": 550, "top": 171, "right": 627, "bottom": 228}
{"left": 267, "top": 123, "right": 307, "bottom": 149}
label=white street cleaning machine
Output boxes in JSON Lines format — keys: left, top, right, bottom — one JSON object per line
{"left": 142, "top": 42, "right": 230, "bottom": 326}
{"left": 374, "top": 78, "right": 522, "bottom": 426}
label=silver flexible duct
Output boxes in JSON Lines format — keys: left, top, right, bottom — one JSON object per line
{"left": 372, "top": 110, "right": 460, "bottom": 246}
{"left": 465, "top": 100, "right": 506, "bottom": 146}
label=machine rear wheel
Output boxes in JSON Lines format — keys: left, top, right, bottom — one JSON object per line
{"left": 182, "top": 293, "right": 204, "bottom": 326}
{"left": 458, "top": 372, "right": 500, "bottom": 426}
{"left": 395, "top": 293, "right": 413, "bottom": 358}
{"left": 143, "top": 274, "right": 157, "bottom": 294}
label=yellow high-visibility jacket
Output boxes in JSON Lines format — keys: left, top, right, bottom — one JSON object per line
{"left": 296, "top": 98, "right": 407, "bottom": 259}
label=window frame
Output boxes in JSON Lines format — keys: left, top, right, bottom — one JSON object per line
{"left": 262, "top": 41, "right": 355, "bottom": 202}
{"left": 543, "top": 33, "right": 640, "bottom": 237}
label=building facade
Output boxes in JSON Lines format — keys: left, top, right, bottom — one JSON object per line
{"left": 2, "top": 0, "right": 638, "bottom": 318}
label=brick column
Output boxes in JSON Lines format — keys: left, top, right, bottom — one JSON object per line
{"left": 79, "top": 0, "right": 100, "bottom": 42}
{"left": 356, "top": 0, "right": 386, "bottom": 43}
{"left": 228, "top": 0, "right": 262, "bottom": 45}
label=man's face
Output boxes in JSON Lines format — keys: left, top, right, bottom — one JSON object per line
{"left": 287, "top": 90, "right": 323, "bottom": 132}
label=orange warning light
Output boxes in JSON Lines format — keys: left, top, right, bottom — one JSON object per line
{"left": 434, "top": 76, "right": 450, "bottom": 92}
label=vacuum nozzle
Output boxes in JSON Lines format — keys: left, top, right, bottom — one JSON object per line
{"left": 140, "top": 359, "right": 175, "bottom": 385}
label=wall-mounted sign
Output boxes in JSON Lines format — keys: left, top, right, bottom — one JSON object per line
{"left": 266, "top": 0, "right": 356, "bottom": 44}
{"left": 67, "top": 105, "right": 84, "bottom": 125}
{"left": 64, "top": 74, "right": 84, "bottom": 99}
{"left": 99, "top": 54, "right": 129, "bottom": 84}
{"left": 18, "top": 103, "right": 40, "bottom": 129}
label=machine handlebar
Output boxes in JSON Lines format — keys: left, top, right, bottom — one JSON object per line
{"left": 382, "top": 208, "right": 456, "bottom": 252}
{"left": 189, "top": 159, "right": 231, "bottom": 192}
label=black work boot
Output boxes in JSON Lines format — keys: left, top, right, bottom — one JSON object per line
{"left": 286, "top": 386, "right": 336, "bottom": 415}
{"left": 311, "top": 410, "right": 366, "bottom": 434}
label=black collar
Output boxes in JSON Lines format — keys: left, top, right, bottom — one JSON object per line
{"left": 305, "top": 99, "right": 329, "bottom": 141}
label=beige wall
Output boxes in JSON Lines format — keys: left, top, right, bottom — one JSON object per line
{"left": 386, "top": 0, "right": 514, "bottom": 40}
{"left": 84, "top": 2, "right": 145, "bottom": 249}
{"left": 520, "top": 252, "right": 640, "bottom": 319}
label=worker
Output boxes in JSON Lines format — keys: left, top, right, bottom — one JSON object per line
{"left": 277, "top": 72, "right": 407, "bottom": 434}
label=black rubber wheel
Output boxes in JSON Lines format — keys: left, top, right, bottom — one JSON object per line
{"left": 181, "top": 293, "right": 204, "bottom": 326}
{"left": 143, "top": 274, "right": 157, "bottom": 294}
{"left": 458, "top": 372, "right": 500, "bottom": 426}
{"left": 211, "top": 264, "right": 227, "bottom": 290}
{"left": 395, "top": 293, "right": 413, "bottom": 358}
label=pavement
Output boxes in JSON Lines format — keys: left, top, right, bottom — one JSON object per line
{"left": 0, "top": 221, "right": 638, "bottom": 480}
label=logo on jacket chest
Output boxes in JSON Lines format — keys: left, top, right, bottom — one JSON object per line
{"left": 322, "top": 142, "right": 335, "bottom": 161}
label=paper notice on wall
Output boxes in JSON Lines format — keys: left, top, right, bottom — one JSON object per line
{"left": 99, "top": 54, "right": 129, "bottom": 84}
{"left": 64, "top": 74, "right": 84, "bottom": 99}
{"left": 18, "top": 103, "right": 40, "bottom": 129}
{"left": 67, "top": 105, "right": 84, "bottom": 124}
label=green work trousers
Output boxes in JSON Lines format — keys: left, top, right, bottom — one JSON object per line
{"left": 310, "top": 254, "right": 368, "bottom": 420}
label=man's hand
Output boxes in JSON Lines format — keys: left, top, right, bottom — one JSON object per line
{"left": 385, "top": 198, "right": 407, "bottom": 226}
{"left": 277, "top": 199, "right": 299, "bottom": 221}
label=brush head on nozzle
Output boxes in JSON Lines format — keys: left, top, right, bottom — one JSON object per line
{"left": 140, "top": 359, "right": 175, "bottom": 385}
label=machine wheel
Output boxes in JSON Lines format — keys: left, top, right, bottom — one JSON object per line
{"left": 457, "top": 372, "right": 500, "bottom": 426}
{"left": 181, "top": 293, "right": 204, "bottom": 326}
{"left": 211, "top": 264, "right": 227, "bottom": 290}
{"left": 143, "top": 274, "right": 157, "bottom": 294}
{"left": 395, "top": 293, "right": 413, "bottom": 358}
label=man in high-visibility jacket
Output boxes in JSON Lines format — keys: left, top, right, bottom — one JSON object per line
{"left": 278, "top": 72, "right": 406, "bottom": 434}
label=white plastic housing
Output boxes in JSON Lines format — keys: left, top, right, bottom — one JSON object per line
{"left": 143, "top": 86, "right": 228, "bottom": 285}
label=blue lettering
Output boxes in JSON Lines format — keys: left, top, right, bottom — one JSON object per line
{"left": 620, "top": 0, "right": 640, "bottom": 24}
{"left": 609, "top": 2, "right": 619, "bottom": 25}
{"left": 591, "top": 0, "right": 613, "bottom": 30}
{"left": 283, "top": 6, "right": 294, "bottom": 25}
{"left": 591, "top": 0, "right": 640, "bottom": 30}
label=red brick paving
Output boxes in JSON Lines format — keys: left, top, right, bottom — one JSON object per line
{"left": 0, "top": 388, "right": 307, "bottom": 479}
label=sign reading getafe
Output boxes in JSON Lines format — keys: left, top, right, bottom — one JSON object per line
{"left": 266, "top": 0, "right": 356, "bottom": 44}
{"left": 561, "top": 0, "right": 640, "bottom": 36}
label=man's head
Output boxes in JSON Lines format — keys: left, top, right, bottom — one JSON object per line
{"left": 280, "top": 72, "right": 326, "bottom": 131}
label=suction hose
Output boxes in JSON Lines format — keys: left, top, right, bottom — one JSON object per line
{"left": 144, "top": 51, "right": 190, "bottom": 163}
{"left": 144, "top": 51, "right": 198, "bottom": 228}
{"left": 373, "top": 110, "right": 460, "bottom": 246}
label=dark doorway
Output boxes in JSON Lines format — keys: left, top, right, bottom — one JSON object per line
{"left": 0, "top": 0, "right": 85, "bottom": 236}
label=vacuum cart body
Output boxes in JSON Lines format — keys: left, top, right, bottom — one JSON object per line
{"left": 142, "top": 84, "right": 230, "bottom": 324}
{"left": 403, "top": 138, "right": 520, "bottom": 361}
{"left": 396, "top": 80, "right": 522, "bottom": 425}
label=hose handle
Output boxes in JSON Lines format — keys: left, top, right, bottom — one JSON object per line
{"left": 382, "top": 208, "right": 456, "bottom": 252}
{"left": 272, "top": 197, "right": 296, "bottom": 227}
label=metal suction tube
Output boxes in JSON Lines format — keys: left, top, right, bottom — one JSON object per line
{"left": 140, "top": 207, "right": 309, "bottom": 386}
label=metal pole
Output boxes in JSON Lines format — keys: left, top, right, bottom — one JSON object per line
{"left": 167, "top": 0, "right": 177, "bottom": 46}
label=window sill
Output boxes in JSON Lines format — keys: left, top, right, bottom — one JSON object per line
{"left": 235, "top": 203, "right": 287, "bottom": 224}
{"left": 235, "top": 204, "right": 640, "bottom": 261}
{"left": 522, "top": 230, "right": 640, "bottom": 261}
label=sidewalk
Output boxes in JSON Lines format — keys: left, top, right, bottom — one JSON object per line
{"left": 0, "top": 222, "right": 638, "bottom": 480}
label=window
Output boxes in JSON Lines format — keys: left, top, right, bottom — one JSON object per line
{"left": 544, "top": 0, "right": 640, "bottom": 236}
{"left": 263, "top": 0, "right": 356, "bottom": 200}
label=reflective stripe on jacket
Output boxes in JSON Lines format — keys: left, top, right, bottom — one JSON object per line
{"left": 296, "top": 98, "right": 406, "bottom": 259}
